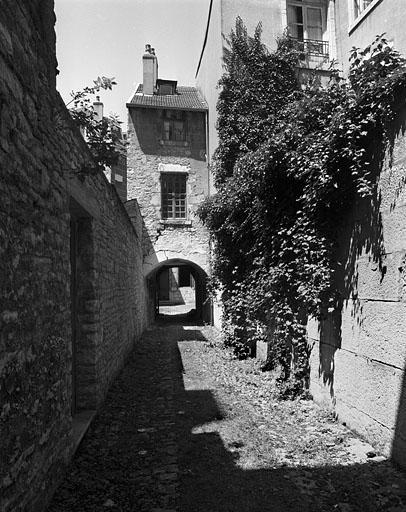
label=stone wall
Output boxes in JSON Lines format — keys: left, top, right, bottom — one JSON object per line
{"left": 309, "top": 108, "right": 406, "bottom": 468}
{"left": 308, "top": 0, "right": 406, "bottom": 469}
{"left": 0, "top": 1, "right": 146, "bottom": 510}
{"left": 334, "top": 0, "right": 406, "bottom": 76}
{"left": 195, "top": 0, "right": 223, "bottom": 165}
{"left": 196, "top": 0, "right": 284, "bottom": 165}
{"left": 127, "top": 106, "right": 210, "bottom": 276}
{"left": 111, "top": 151, "right": 127, "bottom": 202}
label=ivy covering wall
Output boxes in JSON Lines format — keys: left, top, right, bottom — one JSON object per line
{"left": 199, "top": 19, "right": 406, "bottom": 396}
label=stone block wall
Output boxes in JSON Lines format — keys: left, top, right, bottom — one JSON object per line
{"left": 309, "top": 110, "right": 406, "bottom": 468}
{"left": 0, "top": 1, "right": 146, "bottom": 510}
{"left": 111, "top": 151, "right": 127, "bottom": 202}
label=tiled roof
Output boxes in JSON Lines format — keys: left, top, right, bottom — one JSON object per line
{"left": 127, "top": 84, "right": 208, "bottom": 111}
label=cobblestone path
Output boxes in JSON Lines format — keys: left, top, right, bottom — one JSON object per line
{"left": 48, "top": 323, "right": 406, "bottom": 512}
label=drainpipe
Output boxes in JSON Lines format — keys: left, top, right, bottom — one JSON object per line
{"left": 205, "top": 109, "right": 211, "bottom": 196}
{"left": 204, "top": 108, "right": 215, "bottom": 325}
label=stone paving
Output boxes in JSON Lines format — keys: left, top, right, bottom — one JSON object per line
{"left": 49, "top": 324, "right": 183, "bottom": 512}
{"left": 48, "top": 323, "right": 406, "bottom": 512}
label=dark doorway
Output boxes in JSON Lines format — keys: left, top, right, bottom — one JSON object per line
{"left": 70, "top": 199, "right": 97, "bottom": 415}
{"left": 70, "top": 217, "right": 79, "bottom": 414}
{"left": 158, "top": 268, "right": 170, "bottom": 301}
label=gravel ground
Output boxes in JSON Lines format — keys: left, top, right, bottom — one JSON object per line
{"left": 48, "top": 323, "right": 406, "bottom": 512}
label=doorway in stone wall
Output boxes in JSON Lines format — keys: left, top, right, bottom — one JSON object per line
{"left": 157, "top": 265, "right": 197, "bottom": 317}
{"left": 149, "top": 259, "right": 211, "bottom": 323}
{"left": 70, "top": 199, "right": 97, "bottom": 447}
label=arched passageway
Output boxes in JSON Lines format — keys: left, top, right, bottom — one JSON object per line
{"left": 146, "top": 259, "right": 211, "bottom": 324}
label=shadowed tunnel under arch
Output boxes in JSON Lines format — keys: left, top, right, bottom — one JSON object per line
{"left": 146, "top": 258, "right": 212, "bottom": 324}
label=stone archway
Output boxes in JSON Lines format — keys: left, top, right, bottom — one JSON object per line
{"left": 146, "top": 258, "right": 211, "bottom": 324}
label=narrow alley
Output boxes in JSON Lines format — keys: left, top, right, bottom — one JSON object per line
{"left": 48, "top": 323, "right": 406, "bottom": 512}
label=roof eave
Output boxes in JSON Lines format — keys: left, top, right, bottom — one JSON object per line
{"left": 126, "top": 103, "right": 208, "bottom": 112}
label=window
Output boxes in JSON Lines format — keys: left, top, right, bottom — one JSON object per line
{"left": 157, "top": 79, "right": 177, "bottom": 95}
{"left": 161, "top": 173, "right": 187, "bottom": 219}
{"left": 354, "top": 0, "right": 373, "bottom": 18}
{"left": 162, "top": 110, "right": 186, "bottom": 142}
{"left": 287, "top": 1, "right": 328, "bottom": 57}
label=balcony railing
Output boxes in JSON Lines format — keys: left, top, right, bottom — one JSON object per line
{"left": 291, "top": 37, "right": 329, "bottom": 58}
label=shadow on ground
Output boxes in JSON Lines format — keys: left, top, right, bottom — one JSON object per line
{"left": 48, "top": 323, "right": 406, "bottom": 512}
{"left": 156, "top": 311, "right": 202, "bottom": 326}
{"left": 173, "top": 326, "right": 406, "bottom": 512}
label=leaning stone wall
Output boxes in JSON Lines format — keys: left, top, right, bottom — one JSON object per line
{"left": 309, "top": 109, "right": 406, "bottom": 468}
{"left": 0, "top": 1, "right": 146, "bottom": 510}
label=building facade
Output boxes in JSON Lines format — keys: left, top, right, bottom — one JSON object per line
{"left": 196, "top": 0, "right": 336, "bottom": 164}
{"left": 196, "top": 0, "right": 406, "bottom": 467}
{"left": 126, "top": 46, "right": 211, "bottom": 322}
{"left": 308, "top": 0, "right": 406, "bottom": 469}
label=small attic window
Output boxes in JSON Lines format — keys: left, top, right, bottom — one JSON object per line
{"left": 159, "top": 83, "right": 175, "bottom": 95}
{"left": 157, "top": 79, "right": 177, "bottom": 95}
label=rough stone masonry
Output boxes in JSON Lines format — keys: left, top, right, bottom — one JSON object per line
{"left": 0, "top": 1, "right": 147, "bottom": 510}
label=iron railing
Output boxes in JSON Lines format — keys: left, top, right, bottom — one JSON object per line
{"left": 291, "top": 37, "right": 329, "bottom": 58}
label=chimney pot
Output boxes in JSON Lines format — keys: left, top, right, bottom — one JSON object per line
{"left": 93, "top": 98, "right": 103, "bottom": 121}
{"left": 142, "top": 43, "right": 158, "bottom": 95}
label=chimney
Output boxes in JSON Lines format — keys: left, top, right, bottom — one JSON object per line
{"left": 143, "top": 43, "right": 158, "bottom": 95}
{"left": 93, "top": 96, "right": 103, "bottom": 121}
{"left": 151, "top": 48, "right": 158, "bottom": 86}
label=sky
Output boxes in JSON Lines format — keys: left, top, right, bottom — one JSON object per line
{"left": 55, "top": 0, "right": 209, "bottom": 128}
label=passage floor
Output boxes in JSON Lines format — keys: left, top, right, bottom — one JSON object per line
{"left": 48, "top": 323, "right": 406, "bottom": 512}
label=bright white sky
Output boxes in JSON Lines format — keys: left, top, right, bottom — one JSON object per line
{"left": 55, "top": 0, "right": 209, "bottom": 128}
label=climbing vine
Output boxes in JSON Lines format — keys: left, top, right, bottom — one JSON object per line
{"left": 198, "top": 19, "right": 406, "bottom": 397}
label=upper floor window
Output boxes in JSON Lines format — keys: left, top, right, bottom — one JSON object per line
{"left": 354, "top": 0, "right": 373, "bottom": 18}
{"left": 161, "top": 173, "right": 187, "bottom": 219}
{"left": 287, "top": 1, "right": 328, "bottom": 57}
{"left": 162, "top": 110, "right": 186, "bottom": 142}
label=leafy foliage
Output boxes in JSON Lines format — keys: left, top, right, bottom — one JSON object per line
{"left": 198, "top": 19, "right": 406, "bottom": 396}
{"left": 67, "top": 76, "right": 126, "bottom": 174}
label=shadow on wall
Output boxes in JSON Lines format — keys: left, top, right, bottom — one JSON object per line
{"left": 157, "top": 266, "right": 197, "bottom": 307}
{"left": 128, "top": 108, "right": 206, "bottom": 161}
{"left": 393, "top": 371, "right": 406, "bottom": 466}
{"left": 317, "top": 106, "right": 406, "bottom": 464}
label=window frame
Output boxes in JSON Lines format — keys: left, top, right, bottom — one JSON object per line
{"left": 286, "top": 0, "right": 328, "bottom": 57}
{"left": 348, "top": 0, "right": 383, "bottom": 32}
{"left": 353, "top": 0, "right": 373, "bottom": 18}
{"left": 162, "top": 109, "right": 187, "bottom": 143}
{"left": 160, "top": 172, "right": 188, "bottom": 221}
